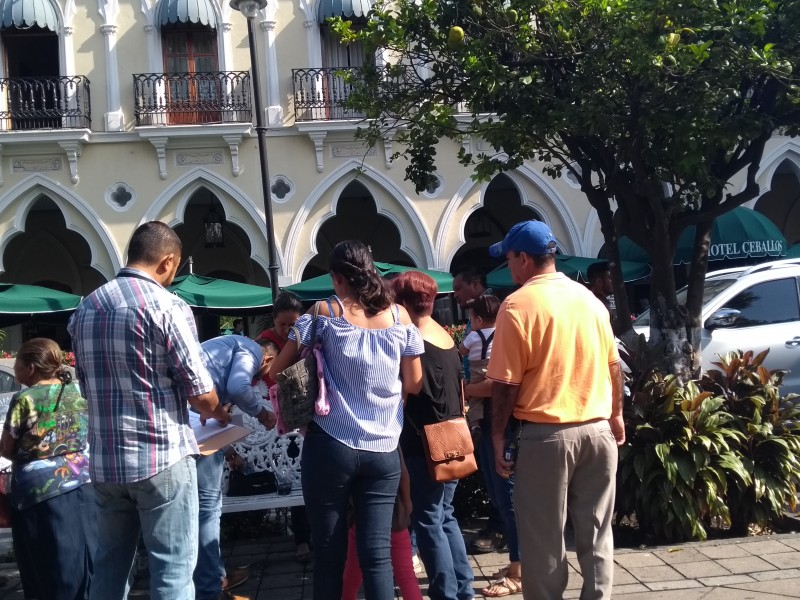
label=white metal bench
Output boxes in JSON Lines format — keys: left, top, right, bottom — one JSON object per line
{"left": 221, "top": 407, "right": 305, "bottom": 513}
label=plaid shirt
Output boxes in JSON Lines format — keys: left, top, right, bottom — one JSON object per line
{"left": 67, "top": 268, "right": 213, "bottom": 483}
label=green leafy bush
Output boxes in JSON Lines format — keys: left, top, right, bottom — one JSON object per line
{"left": 617, "top": 347, "right": 800, "bottom": 542}
{"left": 700, "top": 350, "right": 800, "bottom": 534}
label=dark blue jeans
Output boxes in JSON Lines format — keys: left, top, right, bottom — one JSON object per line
{"left": 11, "top": 483, "right": 97, "bottom": 600}
{"left": 405, "top": 454, "right": 474, "bottom": 600}
{"left": 479, "top": 408, "right": 520, "bottom": 562}
{"left": 301, "top": 423, "right": 400, "bottom": 600}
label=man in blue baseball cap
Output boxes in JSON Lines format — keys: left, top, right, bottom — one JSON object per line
{"left": 486, "top": 220, "right": 625, "bottom": 600}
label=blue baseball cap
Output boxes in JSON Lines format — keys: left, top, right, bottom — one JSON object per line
{"left": 489, "top": 220, "right": 558, "bottom": 258}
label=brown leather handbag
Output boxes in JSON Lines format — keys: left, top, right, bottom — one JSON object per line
{"left": 416, "top": 382, "right": 478, "bottom": 483}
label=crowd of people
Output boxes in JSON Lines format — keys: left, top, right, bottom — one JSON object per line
{"left": 0, "top": 218, "right": 624, "bottom": 600}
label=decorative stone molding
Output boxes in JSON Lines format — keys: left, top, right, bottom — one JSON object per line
{"left": 148, "top": 137, "right": 169, "bottom": 179}
{"left": 144, "top": 24, "right": 155, "bottom": 34}
{"left": 106, "top": 181, "right": 135, "bottom": 211}
{"left": 331, "top": 143, "right": 376, "bottom": 159}
{"left": 0, "top": 144, "right": 4, "bottom": 186}
{"left": 461, "top": 136, "right": 472, "bottom": 155}
{"left": 100, "top": 23, "right": 117, "bottom": 35}
{"left": 304, "top": 19, "right": 315, "bottom": 29}
{"left": 58, "top": 141, "right": 82, "bottom": 184}
{"left": 223, "top": 134, "right": 243, "bottom": 176}
{"left": 270, "top": 175, "right": 294, "bottom": 204}
{"left": 260, "top": 20, "right": 276, "bottom": 32}
{"left": 382, "top": 132, "right": 395, "bottom": 169}
{"left": 222, "top": 22, "right": 232, "bottom": 33}
{"left": 308, "top": 131, "right": 327, "bottom": 172}
{"left": 62, "top": 26, "right": 74, "bottom": 36}
{"left": 12, "top": 157, "right": 63, "bottom": 174}
{"left": 175, "top": 151, "right": 224, "bottom": 167}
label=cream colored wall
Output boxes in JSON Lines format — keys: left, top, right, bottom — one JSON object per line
{"left": 0, "top": 0, "right": 608, "bottom": 290}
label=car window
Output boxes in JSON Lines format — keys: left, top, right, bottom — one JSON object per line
{"left": 722, "top": 278, "right": 800, "bottom": 327}
{"left": 0, "top": 370, "right": 19, "bottom": 393}
{"left": 633, "top": 277, "right": 738, "bottom": 327}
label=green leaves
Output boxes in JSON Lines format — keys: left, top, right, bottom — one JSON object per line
{"left": 618, "top": 350, "right": 800, "bottom": 543}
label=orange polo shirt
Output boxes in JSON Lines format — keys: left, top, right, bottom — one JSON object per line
{"left": 486, "top": 272, "right": 619, "bottom": 424}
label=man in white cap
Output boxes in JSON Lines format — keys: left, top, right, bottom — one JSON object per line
{"left": 485, "top": 220, "right": 625, "bottom": 600}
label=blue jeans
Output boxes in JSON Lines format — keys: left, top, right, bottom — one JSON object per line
{"left": 479, "top": 408, "right": 520, "bottom": 562}
{"left": 301, "top": 423, "right": 400, "bottom": 600}
{"left": 89, "top": 456, "right": 199, "bottom": 600}
{"left": 405, "top": 454, "right": 474, "bottom": 600}
{"left": 194, "top": 451, "right": 226, "bottom": 600}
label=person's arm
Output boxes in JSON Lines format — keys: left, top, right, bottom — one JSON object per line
{"left": 491, "top": 382, "right": 520, "bottom": 478}
{"left": 465, "top": 378, "right": 493, "bottom": 398}
{"left": 268, "top": 303, "right": 323, "bottom": 381}
{"left": 226, "top": 348, "right": 266, "bottom": 418}
{"left": 188, "top": 389, "right": 231, "bottom": 424}
{"left": 398, "top": 450, "right": 412, "bottom": 518}
{"left": 458, "top": 342, "right": 469, "bottom": 357}
{"left": 0, "top": 431, "right": 15, "bottom": 460}
{"left": 609, "top": 360, "right": 625, "bottom": 446}
{"left": 400, "top": 355, "right": 423, "bottom": 396}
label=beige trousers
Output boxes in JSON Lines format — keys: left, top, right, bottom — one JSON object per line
{"left": 514, "top": 420, "right": 617, "bottom": 600}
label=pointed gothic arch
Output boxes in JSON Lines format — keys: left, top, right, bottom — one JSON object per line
{"left": 0, "top": 174, "right": 120, "bottom": 280}
{"left": 141, "top": 167, "right": 285, "bottom": 279}
{"left": 284, "top": 160, "right": 435, "bottom": 281}
{"left": 435, "top": 165, "right": 582, "bottom": 270}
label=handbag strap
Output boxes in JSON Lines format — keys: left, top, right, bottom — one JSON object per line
{"left": 290, "top": 301, "right": 321, "bottom": 356}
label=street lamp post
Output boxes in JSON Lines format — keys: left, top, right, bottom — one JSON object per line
{"left": 230, "top": 0, "right": 280, "bottom": 302}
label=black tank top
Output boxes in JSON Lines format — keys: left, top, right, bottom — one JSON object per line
{"left": 401, "top": 341, "right": 464, "bottom": 457}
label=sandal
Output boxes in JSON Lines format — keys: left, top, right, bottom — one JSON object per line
{"left": 489, "top": 566, "right": 509, "bottom": 581}
{"left": 295, "top": 542, "right": 311, "bottom": 563}
{"left": 481, "top": 575, "right": 522, "bottom": 598}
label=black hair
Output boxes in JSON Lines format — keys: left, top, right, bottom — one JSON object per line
{"left": 469, "top": 295, "right": 500, "bottom": 322}
{"left": 587, "top": 261, "right": 611, "bottom": 282}
{"left": 233, "top": 319, "right": 244, "bottom": 327}
{"left": 454, "top": 267, "right": 486, "bottom": 288}
{"left": 127, "top": 222, "right": 182, "bottom": 266}
{"left": 273, "top": 291, "right": 304, "bottom": 317}
{"left": 329, "top": 240, "right": 392, "bottom": 315}
{"left": 256, "top": 338, "right": 280, "bottom": 355}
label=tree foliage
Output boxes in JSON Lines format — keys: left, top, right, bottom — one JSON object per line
{"left": 333, "top": 0, "right": 800, "bottom": 378}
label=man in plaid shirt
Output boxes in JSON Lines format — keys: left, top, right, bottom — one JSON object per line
{"left": 69, "top": 221, "right": 231, "bottom": 600}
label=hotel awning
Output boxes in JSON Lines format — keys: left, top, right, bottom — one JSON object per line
{"left": 0, "top": 0, "right": 59, "bottom": 31}
{"left": 317, "top": 0, "right": 371, "bottom": 24}
{"left": 158, "top": 0, "right": 218, "bottom": 28}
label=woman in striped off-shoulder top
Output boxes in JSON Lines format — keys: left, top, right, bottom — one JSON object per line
{"left": 269, "top": 240, "right": 424, "bottom": 600}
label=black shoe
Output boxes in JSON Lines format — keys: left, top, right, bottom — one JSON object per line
{"left": 470, "top": 531, "right": 506, "bottom": 553}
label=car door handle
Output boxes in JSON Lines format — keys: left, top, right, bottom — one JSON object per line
{"left": 786, "top": 337, "right": 800, "bottom": 348}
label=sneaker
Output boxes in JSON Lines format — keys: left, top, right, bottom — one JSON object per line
{"left": 470, "top": 531, "right": 506, "bottom": 553}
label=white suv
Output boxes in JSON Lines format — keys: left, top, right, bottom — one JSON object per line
{"left": 632, "top": 259, "right": 800, "bottom": 393}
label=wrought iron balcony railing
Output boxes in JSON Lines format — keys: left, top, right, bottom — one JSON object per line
{"left": 0, "top": 76, "right": 91, "bottom": 131}
{"left": 293, "top": 66, "right": 378, "bottom": 122}
{"left": 133, "top": 71, "right": 252, "bottom": 126}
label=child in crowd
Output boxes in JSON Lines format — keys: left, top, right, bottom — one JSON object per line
{"left": 458, "top": 295, "right": 501, "bottom": 440}
{"left": 341, "top": 450, "right": 422, "bottom": 600}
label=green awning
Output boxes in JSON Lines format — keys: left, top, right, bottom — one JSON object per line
{"left": 619, "top": 207, "right": 787, "bottom": 264}
{"left": 0, "top": 283, "right": 81, "bottom": 313}
{"left": 285, "top": 262, "right": 454, "bottom": 301}
{"left": 168, "top": 274, "right": 272, "bottom": 311}
{"left": 158, "top": 0, "right": 218, "bottom": 27}
{"left": 317, "top": 0, "right": 370, "bottom": 23}
{"left": 0, "top": 0, "right": 59, "bottom": 30}
{"left": 486, "top": 256, "right": 651, "bottom": 289}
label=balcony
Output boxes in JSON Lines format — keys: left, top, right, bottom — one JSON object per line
{"left": 293, "top": 67, "right": 367, "bottom": 122}
{"left": 133, "top": 71, "right": 252, "bottom": 126}
{"left": 0, "top": 76, "right": 91, "bottom": 131}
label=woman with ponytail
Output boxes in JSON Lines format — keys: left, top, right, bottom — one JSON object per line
{"left": 0, "top": 338, "right": 96, "bottom": 600}
{"left": 269, "top": 240, "right": 424, "bottom": 600}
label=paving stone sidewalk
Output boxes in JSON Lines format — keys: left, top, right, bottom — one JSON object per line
{"left": 1, "top": 530, "right": 800, "bottom": 598}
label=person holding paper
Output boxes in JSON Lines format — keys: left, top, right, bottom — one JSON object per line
{"left": 195, "top": 335, "right": 277, "bottom": 600}
{"left": 68, "top": 221, "right": 230, "bottom": 600}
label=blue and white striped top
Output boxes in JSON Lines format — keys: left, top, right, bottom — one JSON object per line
{"left": 290, "top": 298, "right": 424, "bottom": 452}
